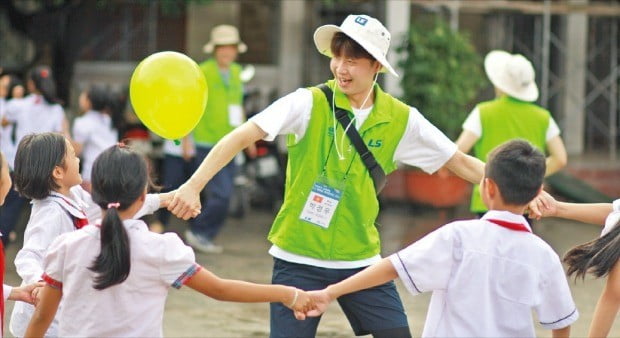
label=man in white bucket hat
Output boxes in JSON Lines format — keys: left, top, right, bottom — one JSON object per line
{"left": 168, "top": 14, "right": 485, "bottom": 337}
{"left": 183, "top": 24, "right": 252, "bottom": 254}
{"left": 456, "top": 50, "right": 567, "bottom": 218}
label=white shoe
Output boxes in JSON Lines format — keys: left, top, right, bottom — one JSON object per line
{"left": 185, "top": 230, "right": 223, "bottom": 254}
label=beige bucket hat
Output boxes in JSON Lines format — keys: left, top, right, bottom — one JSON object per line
{"left": 203, "top": 25, "right": 247, "bottom": 54}
{"left": 484, "top": 50, "right": 539, "bottom": 102}
{"left": 313, "top": 14, "right": 398, "bottom": 77}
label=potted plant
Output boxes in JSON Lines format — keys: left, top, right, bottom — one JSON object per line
{"left": 396, "top": 18, "right": 485, "bottom": 207}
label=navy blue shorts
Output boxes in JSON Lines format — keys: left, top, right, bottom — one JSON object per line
{"left": 270, "top": 258, "right": 410, "bottom": 338}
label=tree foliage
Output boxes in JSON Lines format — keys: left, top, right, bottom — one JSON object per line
{"left": 397, "top": 18, "right": 486, "bottom": 140}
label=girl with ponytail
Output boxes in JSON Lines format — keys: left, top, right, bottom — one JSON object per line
{"left": 10, "top": 133, "right": 165, "bottom": 337}
{"left": 25, "top": 144, "right": 313, "bottom": 337}
{"left": 536, "top": 193, "right": 619, "bottom": 337}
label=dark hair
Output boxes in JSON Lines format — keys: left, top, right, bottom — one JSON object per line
{"left": 29, "top": 65, "right": 58, "bottom": 104}
{"left": 330, "top": 32, "right": 375, "bottom": 61}
{"left": 5, "top": 74, "right": 24, "bottom": 100}
{"left": 564, "top": 221, "right": 620, "bottom": 280}
{"left": 105, "top": 87, "right": 127, "bottom": 135}
{"left": 86, "top": 84, "right": 109, "bottom": 111}
{"left": 88, "top": 145, "right": 148, "bottom": 290}
{"left": 13, "top": 133, "right": 67, "bottom": 200}
{"left": 485, "top": 139, "right": 546, "bottom": 205}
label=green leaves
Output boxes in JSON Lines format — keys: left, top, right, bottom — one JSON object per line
{"left": 398, "top": 18, "right": 485, "bottom": 140}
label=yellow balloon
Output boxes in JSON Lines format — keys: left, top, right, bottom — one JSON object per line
{"left": 130, "top": 51, "right": 207, "bottom": 140}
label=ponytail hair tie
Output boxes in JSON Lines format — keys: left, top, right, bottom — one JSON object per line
{"left": 40, "top": 69, "right": 49, "bottom": 78}
{"left": 107, "top": 202, "right": 120, "bottom": 209}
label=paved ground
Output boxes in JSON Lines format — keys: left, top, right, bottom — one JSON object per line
{"left": 3, "top": 203, "right": 618, "bottom": 337}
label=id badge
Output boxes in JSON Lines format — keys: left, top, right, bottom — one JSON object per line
{"left": 228, "top": 104, "right": 243, "bottom": 127}
{"left": 299, "top": 177, "right": 343, "bottom": 228}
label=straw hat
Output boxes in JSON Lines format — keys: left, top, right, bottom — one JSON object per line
{"left": 313, "top": 14, "right": 398, "bottom": 77}
{"left": 203, "top": 25, "right": 247, "bottom": 54}
{"left": 484, "top": 50, "right": 539, "bottom": 102}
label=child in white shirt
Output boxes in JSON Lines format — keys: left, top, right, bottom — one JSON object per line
{"left": 535, "top": 193, "right": 619, "bottom": 337}
{"left": 25, "top": 144, "right": 312, "bottom": 337}
{"left": 72, "top": 84, "right": 119, "bottom": 191}
{"left": 303, "top": 140, "right": 577, "bottom": 337}
{"left": 9, "top": 133, "right": 165, "bottom": 337}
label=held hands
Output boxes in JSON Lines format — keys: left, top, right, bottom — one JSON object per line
{"left": 527, "top": 190, "right": 558, "bottom": 220}
{"left": 167, "top": 184, "right": 202, "bottom": 220}
{"left": 290, "top": 288, "right": 335, "bottom": 320}
{"left": 8, "top": 281, "right": 45, "bottom": 305}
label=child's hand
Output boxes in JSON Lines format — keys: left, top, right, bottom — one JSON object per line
{"left": 9, "top": 281, "right": 45, "bottom": 305}
{"left": 304, "top": 289, "right": 332, "bottom": 318}
{"left": 168, "top": 183, "right": 202, "bottom": 220}
{"left": 162, "top": 190, "right": 200, "bottom": 218}
{"left": 528, "top": 190, "right": 558, "bottom": 220}
{"left": 285, "top": 288, "right": 313, "bottom": 320}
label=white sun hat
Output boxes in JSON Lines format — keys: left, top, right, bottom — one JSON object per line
{"left": 313, "top": 14, "right": 398, "bottom": 77}
{"left": 484, "top": 50, "right": 539, "bottom": 102}
{"left": 203, "top": 25, "right": 247, "bottom": 54}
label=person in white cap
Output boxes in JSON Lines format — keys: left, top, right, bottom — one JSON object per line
{"left": 184, "top": 24, "right": 253, "bottom": 254}
{"left": 455, "top": 50, "right": 567, "bottom": 219}
{"left": 168, "top": 14, "right": 485, "bottom": 337}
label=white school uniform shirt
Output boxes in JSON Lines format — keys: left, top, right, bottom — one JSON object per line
{"left": 4, "top": 95, "right": 65, "bottom": 160}
{"left": 72, "top": 110, "right": 118, "bottom": 181}
{"left": 601, "top": 199, "right": 620, "bottom": 237}
{"left": 9, "top": 186, "right": 160, "bottom": 337}
{"left": 389, "top": 210, "right": 578, "bottom": 337}
{"left": 249, "top": 88, "right": 458, "bottom": 269}
{"left": 42, "top": 220, "right": 198, "bottom": 337}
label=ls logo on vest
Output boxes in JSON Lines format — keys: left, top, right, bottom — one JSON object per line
{"left": 368, "top": 139, "right": 382, "bottom": 147}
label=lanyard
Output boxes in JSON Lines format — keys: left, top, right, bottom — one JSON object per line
{"left": 486, "top": 219, "right": 531, "bottom": 233}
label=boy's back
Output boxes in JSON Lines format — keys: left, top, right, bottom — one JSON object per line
{"left": 390, "top": 210, "right": 578, "bottom": 337}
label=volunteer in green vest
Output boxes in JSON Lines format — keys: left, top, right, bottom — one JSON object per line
{"left": 456, "top": 50, "right": 567, "bottom": 218}
{"left": 185, "top": 24, "right": 250, "bottom": 254}
{"left": 169, "top": 14, "right": 484, "bottom": 337}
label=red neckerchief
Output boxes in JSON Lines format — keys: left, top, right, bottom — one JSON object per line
{"left": 486, "top": 219, "right": 531, "bottom": 233}
{"left": 49, "top": 193, "right": 89, "bottom": 229}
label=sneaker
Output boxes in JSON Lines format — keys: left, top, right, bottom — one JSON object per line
{"left": 184, "top": 230, "right": 223, "bottom": 254}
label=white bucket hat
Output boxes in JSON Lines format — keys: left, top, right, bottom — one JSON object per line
{"left": 484, "top": 50, "right": 539, "bottom": 102}
{"left": 313, "top": 14, "right": 398, "bottom": 77}
{"left": 203, "top": 25, "right": 247, "bottom": 54}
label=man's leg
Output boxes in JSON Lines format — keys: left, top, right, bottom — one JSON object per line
{"left": 270, "top": 258, "right": 330, "bottom": 338}
{"left": 336, "top": 270, "right": 411, "bottom": 337}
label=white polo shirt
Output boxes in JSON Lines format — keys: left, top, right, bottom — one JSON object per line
{"left": 42, "top": 220, "right": 198, "bottom": 337}
{"left": 601, "top": 199, "right": 620, "bottom": 236}
{"left": 10, "top": 187, "right": 160, "bottom": 337}
{"left": 250, "top": 88, "right": 458, "bottom": 269}
{"left": 4, "top": 94, "right": 65, "bottom": 162}
{"left": 389, "top": 210, "right": 578, "bottom": 337}
{"left": 72, "top": 110, "right": 118, "bottom": 181}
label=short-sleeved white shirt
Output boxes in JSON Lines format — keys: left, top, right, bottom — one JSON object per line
{"left": 462, "top": 106, "right": 561, "bottom": 141}
{"left": 601, "top": 199, "right": 620, "bottom": 236}
{"left": 4, "top": 95, "right": 65, "bottom": 161}
{"left": 389, "top": 210, "right": 578, "bottom": 337}
{"left": 41, "top": 220, "right": 198, "bottom": 337}
{"left": 9, "top": 188, "right": 160, "bottom": 337}
{"left": 72, "top": 110, "right": 118, "bottom": 181}
{"left": 251, "top": 88, "right": 458, "bottom": 269}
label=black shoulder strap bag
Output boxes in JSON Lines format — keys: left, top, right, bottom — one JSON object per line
{"left": 316, "top": 84, "right": 387, "bottom": 194}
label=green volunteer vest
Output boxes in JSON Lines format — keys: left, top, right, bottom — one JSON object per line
{"left": 193, "top": 58, "right": 243, "bottom": 146}
{"left": 268, "top": 80, "right": 409, "bottom": 261}
{"left": 470, "top": 95, "right": 551, "bottom": 212}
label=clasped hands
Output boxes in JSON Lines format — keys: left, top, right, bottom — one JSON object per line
{"left": 287, "top": 288, "right": 336, "bottom": 320}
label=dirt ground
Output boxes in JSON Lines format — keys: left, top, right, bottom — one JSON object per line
{"left": 3, "top": 203, "right": 618, "bottom": 337}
